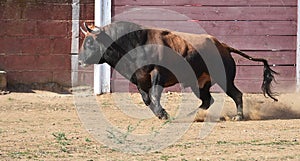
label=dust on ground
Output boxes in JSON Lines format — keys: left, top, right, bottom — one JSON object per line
{"left": 0, "top": 90, "right": 300, "bottom": 160}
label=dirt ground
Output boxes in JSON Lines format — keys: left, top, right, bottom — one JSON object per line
{"left": 1, "top": 90, "right": 300, "bottom": 160}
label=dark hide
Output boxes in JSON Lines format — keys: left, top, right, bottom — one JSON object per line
{"left": 79, "top": 21, "right": 278, "bottom": 121}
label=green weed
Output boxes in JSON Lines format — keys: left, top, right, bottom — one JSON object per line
{"left": 106, "top": 120, "right": 143, "bottom": 144}
{"left": 8, "top": 97, "right": 15, "bottom": 101}
{"left": 160, "top": 155, "right": 176, "bottom": 161}
{"left": 85, "top": 138, "right": 92, "bottom": 142}
{"left": 9, "top": 151, "right": 32, "bottom": 159}
{"left": 52, "top": 132, "right": 70, "bottom": 152}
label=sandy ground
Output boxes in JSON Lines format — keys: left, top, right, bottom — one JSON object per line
{"left": 0, "top": 90, "right": 300, "bottom": 160}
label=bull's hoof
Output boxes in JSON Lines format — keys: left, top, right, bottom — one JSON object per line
{"left": 157, "top": 110, "right": 169, "bottom": 120}
{"left": 232, "top": 115, "right": 244, "bottom": 121}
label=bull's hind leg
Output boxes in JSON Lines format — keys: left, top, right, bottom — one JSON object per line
{"left": 226, "top": 83, "right": 244, "bottom": 121}
{"left": 192, "top": 82, "right": 214, "bottom": 109}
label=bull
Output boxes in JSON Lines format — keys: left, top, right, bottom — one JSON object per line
{"left": 78, "top": 21, "right": 278, "bottom": 121}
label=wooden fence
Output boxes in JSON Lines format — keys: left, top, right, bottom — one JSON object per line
{"left": 111, "top": 0, "right": 297, "bottom": 93}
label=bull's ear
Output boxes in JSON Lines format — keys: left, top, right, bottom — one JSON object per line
{"left": 84, "top": 22, "right": 93, "bottom": 33}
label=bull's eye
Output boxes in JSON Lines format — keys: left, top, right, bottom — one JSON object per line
{"left": 85, "top": 37, "right": 94, "bottom": 48}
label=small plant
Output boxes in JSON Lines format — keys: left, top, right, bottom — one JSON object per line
{"left": 106, "top": 130, "right": 125, "bottom": 144}
{"left": 60, "top": 146, "right": 68, "bottom": 152}
{"left": 52, "top": 132, "right": 68, "bottom": 142}
{"left": 85, "top": 138, "right": 92, "bottom": 142}
{"left": 160, "top": 155, "right": 176, "bottom": 161}
{"left": 52, "top": 132, "right": 70, "bottom": 152}
{"left": 216, "top": 141, "right": 228, "bottom": 145}
{"left": 106, "top": 120, "right": 143, "bottom": 144}
{"left": 9, "top": 151, "right": 31, "bottom": 159}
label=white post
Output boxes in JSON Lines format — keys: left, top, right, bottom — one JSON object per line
{"left": 297, "top": 0, "right": 300, "bottom": 91}
{"left": 71, "top": 0, "right": 80, "bottom": 87}
{"left": 94, "top": 0, "right": 111, "bottom": 94}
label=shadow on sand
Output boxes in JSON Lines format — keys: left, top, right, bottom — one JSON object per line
{"left": 7, "top": 82, "right": 71, "bottom": 94}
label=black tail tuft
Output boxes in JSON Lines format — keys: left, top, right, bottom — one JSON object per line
{"left": 225, "top": 44, "right": 279, "bottom": 102}
{"left": 261, "top": 60, "right": 279, "bottom": 102}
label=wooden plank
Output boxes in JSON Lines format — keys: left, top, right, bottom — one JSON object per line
{"left": 112, "top": 66, "right": 296, "bottom": 85}
{"left": 216, "top": 35, "right": 296, "bottom": 51}
{"left": 125, "top": 20, "right": 296, "bottom": 36}
{"left": 113, "top": 0, "right": 297, "bottom": 6}
{"left": 111, "top": 79, "right": 297, "bottom": 93}
{"left": 111, "top": 71, "right": 124, "bottom": 79}
{"left": 198, "top": 21, "right": 297, "bottom": 36}
{"left": 235, "top": 66, "right": 296, "bottom": 80}
{"left": 114, "top": 6, "right": 297, "bottom": 21}
{"left": 111, "top": 55, "right": 296, "bottom": 80}
{"left": 107, "top": 23, "right": 296, "bottom": 50}
{"left": 111, "top": 0, "right": 297, "bottom": 93}
{"left": 297, "top": 0, "right": 300, "bottom": 88}
{"left": 109, "top": 51, "right": 295, "bottom": 69}
{"left": 232, "top": 51, "right": 296, "bottom": 65}
{"left": 112, "top": 19, "right": 209, "bottom": 34}
{"left": 210, "top": 79, "right": 292, "bottom": 93}
{"left": 233, "top": 79, "right": 297, "bottom": 93}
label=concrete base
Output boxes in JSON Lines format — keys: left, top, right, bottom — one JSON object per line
{"left": 0, "top": 71, "right": 7, "bottom": 91}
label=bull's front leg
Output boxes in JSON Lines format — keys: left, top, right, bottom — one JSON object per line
{"left": 149, "top": 69, "right": 169, "bottom": 120}
{"left": 137, "top": 87, "right": 151, "bottom": 106}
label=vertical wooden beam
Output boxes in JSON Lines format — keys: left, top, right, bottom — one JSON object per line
{"left": 94, "top": 0, "right": 111, "bottom": 94}
{"left": 71, "top": 0, "right": 80, "bottom": 87}
{"left": 297, "top": 0, "right": 300, "bottom": 91}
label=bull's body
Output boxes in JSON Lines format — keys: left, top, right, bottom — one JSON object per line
{"left": 79, "top": 21, "right": 277, "bottom": 121}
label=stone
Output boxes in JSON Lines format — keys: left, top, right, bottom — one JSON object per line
{"left": 0, "top": 71, "right": 7, "bottom": 91}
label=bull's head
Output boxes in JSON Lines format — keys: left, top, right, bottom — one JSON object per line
{"left": 78, "top": 22, "right": 105, "bottom": 67}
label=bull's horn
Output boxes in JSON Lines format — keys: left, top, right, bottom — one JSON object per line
{"left": 80, "top": 27, "right": 87, "bottom": 35}
{"left": 84, "top": 22, "right": 93, "bottom": 33}
{"left": 93, "top": 26, "right": 101, "bottom": 32}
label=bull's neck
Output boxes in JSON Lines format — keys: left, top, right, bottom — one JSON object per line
{"left": 96, "top": 30, "right": 125, "bottom": 65}
{"left": 102, "top": 46, "right": 135, "bottom": 81}
{"left": 102, "top": 49, "right": 123, "bottom": 68}
{"left": 97, "top": 29, "right": 138, "bottom": 81}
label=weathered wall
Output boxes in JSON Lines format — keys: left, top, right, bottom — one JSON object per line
{"left": 0, "top": 0, "right": 97, "bottom": 87}
{"left": 111, "top": 0, "right": 297, "bottom": 92}
{"left": 0, "top": 0, "right": 72, "bottom": 86}
{"left": 0, "top": 0, "right": 297, "bottom": 92}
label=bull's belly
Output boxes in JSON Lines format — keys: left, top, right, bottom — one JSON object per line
{"left": 163, "top": 72, "right": 211, "bottom": 89}
{"left": 163, "top": 80, "right": 179, "bottom": 87}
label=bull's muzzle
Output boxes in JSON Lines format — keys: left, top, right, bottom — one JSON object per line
{"left": 78, "top": 60, "right": 88, "bottom": 67}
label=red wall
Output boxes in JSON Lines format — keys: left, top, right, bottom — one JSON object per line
{"left": 0, "top": 0, "right": 96, "bottom": 87}
{"left": 0, "top": 0, "right": 297, "bottom": 92}
{"left": 0, "top": 0, "right": 73, "bottom": 86}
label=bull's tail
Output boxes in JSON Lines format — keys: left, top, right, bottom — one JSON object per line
{"left": 224, "top": 44, "right": 278, "bottom": 102}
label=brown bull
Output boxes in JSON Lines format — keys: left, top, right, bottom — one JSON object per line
{"left": 78, "top": 21, "right": 278, "bottom": 121}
